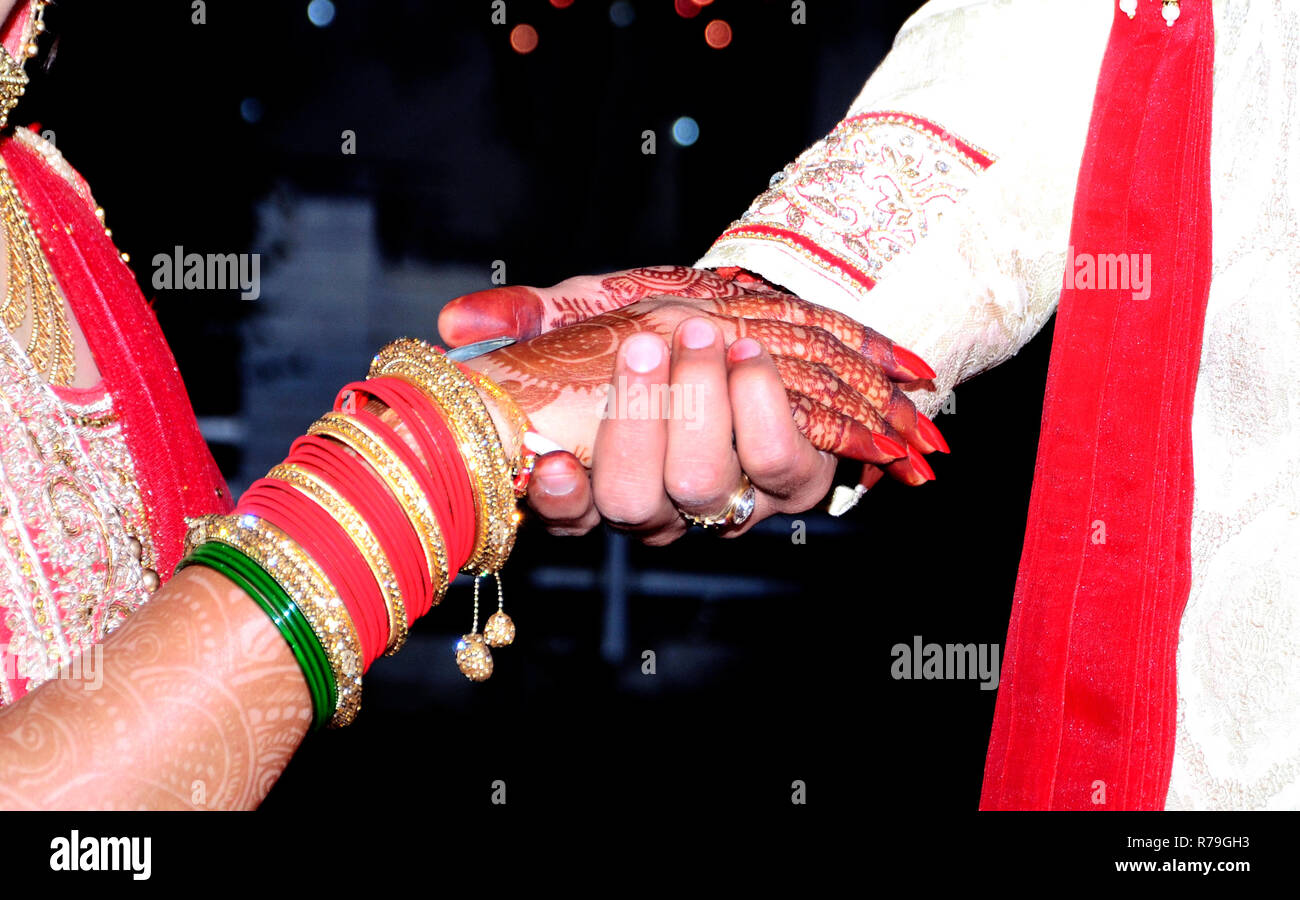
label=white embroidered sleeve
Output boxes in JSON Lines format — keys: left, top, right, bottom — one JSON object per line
{"left": 695, "top": 0, "right": 1112, "bottom": 419}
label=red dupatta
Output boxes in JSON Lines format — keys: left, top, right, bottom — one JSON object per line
{"left": 981, "top": 0, "right": 1215, "bottom": 809}
{"left": 0, "top": 134, "right": 232, "bottom": 580}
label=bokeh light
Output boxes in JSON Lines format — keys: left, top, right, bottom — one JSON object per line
{"left": 671, "top": 116, "right": 700, "bottom": 147}
{"left": 239, "top": 97, "right": 263, "bottom": 124}
{"left": 306, "top": 0, "right": 335, "bottom": 28}
{"left": 510, "top": 23, "right": 540, "bottom": 54}
{"left": 704, "top": 19, "right": 732, "bottom": 49}
{"left": 550, "top": 0, "right": 576, "bottom": 7}
{"left": 674, "top": 0, "right": 701, "bottom": 18}
{"left": 609, "top": 1, "right": 636, "bottom": 27}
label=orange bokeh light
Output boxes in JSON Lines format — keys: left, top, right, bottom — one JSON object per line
{"left": 510, "top": 23, "right": 539, "bottom": 54}
{"left": 703, "top": 19, "right": 732, "bottom": 49}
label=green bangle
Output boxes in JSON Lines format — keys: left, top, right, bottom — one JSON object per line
{"left": 220, "top": 544, "right": 339, "bottom": 722}
{"left": 181, "top": 544, "right": 331, "bottom": 729}
{"left": 195, "top": 542, "right": 335, "bottom": 713}
{"left": 180, "top": 542, "right": 335, "bottom": 729}
{"left": 183, "top": 543, "right": 332, "bottom": 729}
{"left": 179, "top": 547, "right": 326, "bottom": 726}
{"left": 194, "top": 541, "right": 337, "bottom": 726}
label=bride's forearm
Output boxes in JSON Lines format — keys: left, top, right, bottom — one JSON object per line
{"left": 0, "top": 384, "right": 518, "bottom": 811}
{"left": 0, "top": 566, "right": 310, "bottom": 810}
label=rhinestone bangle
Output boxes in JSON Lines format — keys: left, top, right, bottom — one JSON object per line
{"left": 184, "top": 513, "right": 365, "bottom": 727}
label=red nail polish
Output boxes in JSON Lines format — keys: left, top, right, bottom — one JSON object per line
{"left": 870, "top": 433, "right": 907, "bottom": 460}
{"left": 892, "top": 345, "right": 936, "bottom": 381}
{"left": 915, "top": 413, "right": 950, "bottom": 454}
{"left": 438, "top": 286, "right": 544, "bottom": 346}
{"left": 907, "top": 445, "right": 936, "bottom": 482}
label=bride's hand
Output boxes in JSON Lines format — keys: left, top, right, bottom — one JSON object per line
{"left": 466, "top": 291, "right": 945, "bottom": 542}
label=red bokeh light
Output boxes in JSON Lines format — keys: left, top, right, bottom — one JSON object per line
{"left": 674, "top": 0, "right": 702, "bottom": 19}
{"left": 704, "top": 19, "right": 732, "bottom": 49}
{"left": 510, "top": 23, "right": 539, "bottom": 54}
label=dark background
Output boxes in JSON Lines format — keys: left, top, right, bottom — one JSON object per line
{"left": 19, "top": 0, "right": 1057, "bottom": 816}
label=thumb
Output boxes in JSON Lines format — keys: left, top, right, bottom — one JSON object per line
{"left": 438, "top": 285, "right": 547, "bottom": 348}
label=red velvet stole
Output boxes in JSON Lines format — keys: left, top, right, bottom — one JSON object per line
{"left": 980, "top": 0, "right": 1215, "bottom": 810}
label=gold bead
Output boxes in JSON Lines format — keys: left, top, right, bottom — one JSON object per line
{"left": 25, "top": 43, "right": 37, "bottom": 58}
{"left": 141, "top": 568, "right": 160, "bottom": 592}
{"left": 454, "top": 633, "right": 493, "bottom": 681}
{"left": 119, "top": 252, "right": 130, "bottom": 263}
{"left": 125, "top": 536, "right": 143, "bottom": 561}
{"left": 483, "top": 610, "right": 515, "bottom": 648}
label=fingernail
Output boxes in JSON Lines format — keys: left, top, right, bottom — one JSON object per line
{"left": 728, "top": 338, "right": 762, "bottom": 362}
{"left": 893, "top": 345, "right": 936, "bottom": 381}
{"left": 870, "top": 433, "right": 907, "bottom": 459}
{"left": 624, "top": 334, "right": 664, "bottom": 373}
{"left": 915, "top": 413, "right": 950, "bottom": 454}
{"left": 907, "top": 445, "right": 936, "bottom": 482}
{"left": 681, "top": 317, "right": 715, "bottom": 350}
{"left": 535, "top": 469, "right": 579, "bottom": 496}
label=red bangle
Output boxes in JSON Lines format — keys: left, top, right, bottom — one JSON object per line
{"left": 239, "top": 479, "right": 388, "bottom": 668}
{"left": 338, "top": 379, "right": 477, "bottom": 577}
{"left": 239, "top": 481, "right": 385, "bottom": 667}
{"left": 361, "top": 377, "right": 475, "bottom": 568}
{"left": 245, "top": 479, "right": 387, "bottom": 667}
{"left": 345, "top": 404, "right": 456, "bottom": 613}
{"left": 285, "top": 435, "right": 427, "bottom": 631}
{"left": 286, "top": 437, "right": 426, "bottom": 623}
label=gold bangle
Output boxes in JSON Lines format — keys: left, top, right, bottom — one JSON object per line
{"left": 461, "top": 368, "right": 531, "bottom": 462}
{"left": 184, "top": 513, "right": 365, "bottom": 727}
{"left": 307, "top": 411, "right": 451, "bottom": 608}
{"left": 369, "top": 339, "right": 518, "bottom": 575}
{"left": 268, "top": 463, "right": 409, "bottom": 656}
{"left": 460, "top": 368, "right": 539, "bottom": 498}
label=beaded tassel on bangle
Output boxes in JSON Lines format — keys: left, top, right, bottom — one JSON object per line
{"left": 455, "top": 572, "right": 513, "bottom": 681}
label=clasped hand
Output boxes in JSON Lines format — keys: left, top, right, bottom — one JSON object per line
{"left": 442, "top": 266, "right": 946, "bottom": 544}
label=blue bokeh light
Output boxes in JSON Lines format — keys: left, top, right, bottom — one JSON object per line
{"left": 671, "top": 116, "right": 700, "bottom": 147}
{"left": 307, "top": 0, "right": 336, "bottom": 28}
{"left": 609, "top": 1, "right": 636, "bottom": 28}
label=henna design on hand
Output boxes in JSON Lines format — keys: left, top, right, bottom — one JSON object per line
{"left": 471, "top": 291, "right": 944, "bottom": 485}
{"left": 598, "top": 265, "right": 746, "bottom": 304}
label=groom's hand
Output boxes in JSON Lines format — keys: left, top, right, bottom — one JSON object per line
{"left": 521, "top": 325, "right": 843, "bottom": 544}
